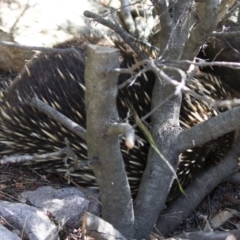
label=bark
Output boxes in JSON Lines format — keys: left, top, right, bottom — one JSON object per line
{"left": 85, "top": 44, "right": 134, "bottom": 238}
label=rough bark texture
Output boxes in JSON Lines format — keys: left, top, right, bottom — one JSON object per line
{"left": 85, "top": 44, "right": 133, "bottom": 238}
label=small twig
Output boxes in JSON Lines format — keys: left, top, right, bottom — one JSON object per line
{"left": 117, "top": 59, "right": 151, "bottom": 89}
{"left": 84, "top": 10, "right": 147, "bottom": 60}
{"left": 65, "top": 158, "right": 99, "bottom": 179}
{"left": 31, "top": 97, "right": 86, "bottom": 141}
{"left": 26, "top": 166, "right": 51, "bottom": 183}
{"left": 165, "top": 59, "right": 240, "bottom": 69}
{"left": 159, "top": 69, "right": 240, "bottom": 109}
{"left": 0, "top": 40, "right": 85, "bottom": 64}
{"left": 212, "top": 30, "right": 240, "bottom": 37}
{"left": 0, "top": 191, "right": 23, "bottom": 203}
{"left": 0, "top": 148, "right": 67, "bottom": 164}
{"left": 62, "top": 138, "right": 79, "bottom": 169}
{"left": 10, "top": 0, "right": 31, "bottom": 34}
{"left": 117, "top": 58, "right": 240, "bottom": 122}
{"left": 107, "top": 123, "right": 135, "bottom": 149}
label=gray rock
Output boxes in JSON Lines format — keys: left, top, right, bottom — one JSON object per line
{"left": 0, "top": 200, "right": 59, "bottom": 240}
{"left": 0, "top": 224, "right": 21, "bottom": 240}
{"left": 20, "top": 186, "right": 100, "bottom": 228}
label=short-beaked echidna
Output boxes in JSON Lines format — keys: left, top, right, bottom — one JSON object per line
{"left": 0, "top": 36, "right": 236, "bottom": 195}
{"left": 198, "top": 19, "right": 240, "bottom": 92}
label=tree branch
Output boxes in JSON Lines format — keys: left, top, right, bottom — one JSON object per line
{"left": 31, "top": 98, "right": 86, "bottom": 141}
{"left": 85, "top": 44, "right": 133, "bottom": 238}
{"left": 181, "top": 0, "right": 221, "bottom": 60}
{"left": 176, "top": 106, "right": 240, "bottom": 153}
{"left": 155, "top": 134, "right": 240, "bottom": 237}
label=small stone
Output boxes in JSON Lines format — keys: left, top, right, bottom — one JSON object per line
{"left": 19, "top": 186, "right": 101, "bottom": 228}
{"left": 0, "top": 224, "right": 21, "bottom": 240}
{"left": 0, "top": 200, "right": 59, "bottom": 240}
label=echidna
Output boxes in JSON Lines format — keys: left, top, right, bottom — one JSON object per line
{"left": 198, "top": 19, "right": 240, "bottom": 92}
{"left": 0, "top": 36, "right": 236, "bottom": 196}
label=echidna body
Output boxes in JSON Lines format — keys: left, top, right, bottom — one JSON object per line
{"left": 198, "top": 20, "right": 240, "bottom": 92}
{"left": 0, "top": 36, "right": 236, "bottom": 195}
